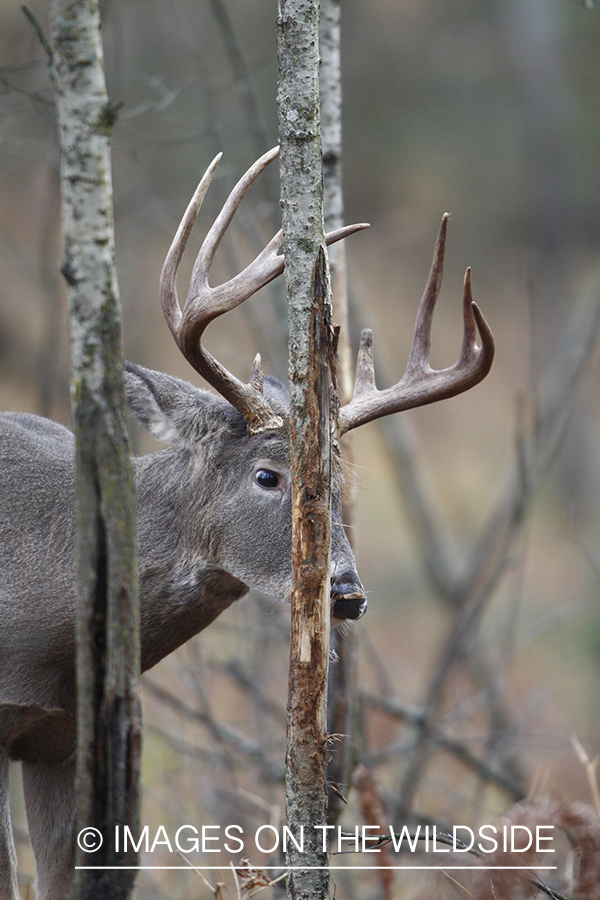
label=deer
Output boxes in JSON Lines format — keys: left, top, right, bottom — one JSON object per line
{"left": 0, "top": 146, "right": 494, "bottom": 900}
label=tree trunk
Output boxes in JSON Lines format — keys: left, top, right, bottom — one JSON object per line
{"left": 50, "top": 3, "right": 141, "bottom": 898}
{"left": 276, "top": 2, "right": 333, "bottom": 898}
{"left": 320, "top": 0, "right": 360, "bottom": 826}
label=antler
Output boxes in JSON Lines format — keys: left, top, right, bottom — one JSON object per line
{"left": 160, "top": 146, "right": 369, "bottom": 433}
{"left": 338, "top": 214, "right": 495, "bottom": 437}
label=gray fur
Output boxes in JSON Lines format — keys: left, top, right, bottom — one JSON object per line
{"left": 0, "top": 363, "right": 365, "bottom": 899}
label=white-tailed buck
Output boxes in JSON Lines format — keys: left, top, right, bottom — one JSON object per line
{"left": 0, "top": 147, "right": 493, "bottom": 899}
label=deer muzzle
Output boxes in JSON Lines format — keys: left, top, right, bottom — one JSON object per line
{"left": 331, "top": 578, "right": 367, "bottom": 623}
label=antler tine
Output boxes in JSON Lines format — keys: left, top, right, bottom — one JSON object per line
{"left": 160, "top": 148, "right": 369, "bottom": 433}
{"left": 160, "top": 152, "right": 223, "bottom": 340}
{"left": 187, "top": 146, "right": 281, "bottom": 307}
{"left": 350, "top": 329, "right": 377, "bottom": 401}
{"left": 160, "top": 147, "right": 284, "bottom": 433}
{"left": 338, "top": 215, "right": 495, "bottom": 437}
{"left": 405, "top": 213, "right": 447, "bottom": 375}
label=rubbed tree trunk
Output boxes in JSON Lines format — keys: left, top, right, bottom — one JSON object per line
{"left": 277, "top": 1, "right": 333, "bottom": 898}
{"left": 50, "top": 3, "right": 141, "bottom": 899}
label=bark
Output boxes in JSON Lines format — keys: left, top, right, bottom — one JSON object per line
{"left": 320, "top": 0, "right": 359, "bottom": 826}
{"left": 276, "top": 2, "right": 333, "bottom": 898}
{"left": 50, "top": 3, "right": 141, "bottom": 898}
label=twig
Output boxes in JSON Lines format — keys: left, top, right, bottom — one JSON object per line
{"left": 571, "top": 734, "right": 600, "bottom": 816}
{"left": 361, "top": 692, "right": 524, "bottom": 801}
{"left": 143, "top": 677, "right": 284, "bottom": 777}
{"left": 21, "top": 6, "right": 53, "bottom": 60}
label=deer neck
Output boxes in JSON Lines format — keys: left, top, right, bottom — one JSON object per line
{"left": 132, "top": 452, "right": 248, "bottom": 673}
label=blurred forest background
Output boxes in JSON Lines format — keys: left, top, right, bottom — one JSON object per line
{"left": 2, "top": 0, "right": 600, "bottom": 897}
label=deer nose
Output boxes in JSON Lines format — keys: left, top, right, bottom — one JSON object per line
{"left": 330, "top": 577, "right": 367, "bottom": 622}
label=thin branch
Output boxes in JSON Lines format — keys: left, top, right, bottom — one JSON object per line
{"left": 361, "top": 693, "right": 524, "bottom": 801}
{"left": 21, "top": 6, "right": 53, "bottom": 60}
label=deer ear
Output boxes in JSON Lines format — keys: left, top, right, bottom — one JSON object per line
{"left": 124, "top": 362, "right": 219, "bottom": 445}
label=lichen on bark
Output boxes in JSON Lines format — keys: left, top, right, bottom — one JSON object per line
{"left": 277, "top": 2, "right": 334, "bottom": 898}
{"left": 50, "top": 2, "right": 141, "bottom": 898}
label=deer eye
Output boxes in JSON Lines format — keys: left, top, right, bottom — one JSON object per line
{"left": 255, "top": 469, "right": 280, "bottom": 489}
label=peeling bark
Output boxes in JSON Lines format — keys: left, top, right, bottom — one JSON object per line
{"left": 277, "top": 2, "right": 333, "bottom": 898}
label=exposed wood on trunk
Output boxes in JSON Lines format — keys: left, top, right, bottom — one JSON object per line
{"left": 277, "top": 1, "right": 333, "bottom": 897}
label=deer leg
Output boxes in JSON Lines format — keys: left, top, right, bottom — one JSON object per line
{"left": 0, "top": 748, "right": 20, "bottom": 900}
{"left": 21, "top": 756, "right": 76, "bottom": 900}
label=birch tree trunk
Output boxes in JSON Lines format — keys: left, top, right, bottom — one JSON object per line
{"left": 50, "top": 3, "right": 141, "bottom": 898}
{"left": 276, "top": 1, "right": 333, "bottom": 898}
